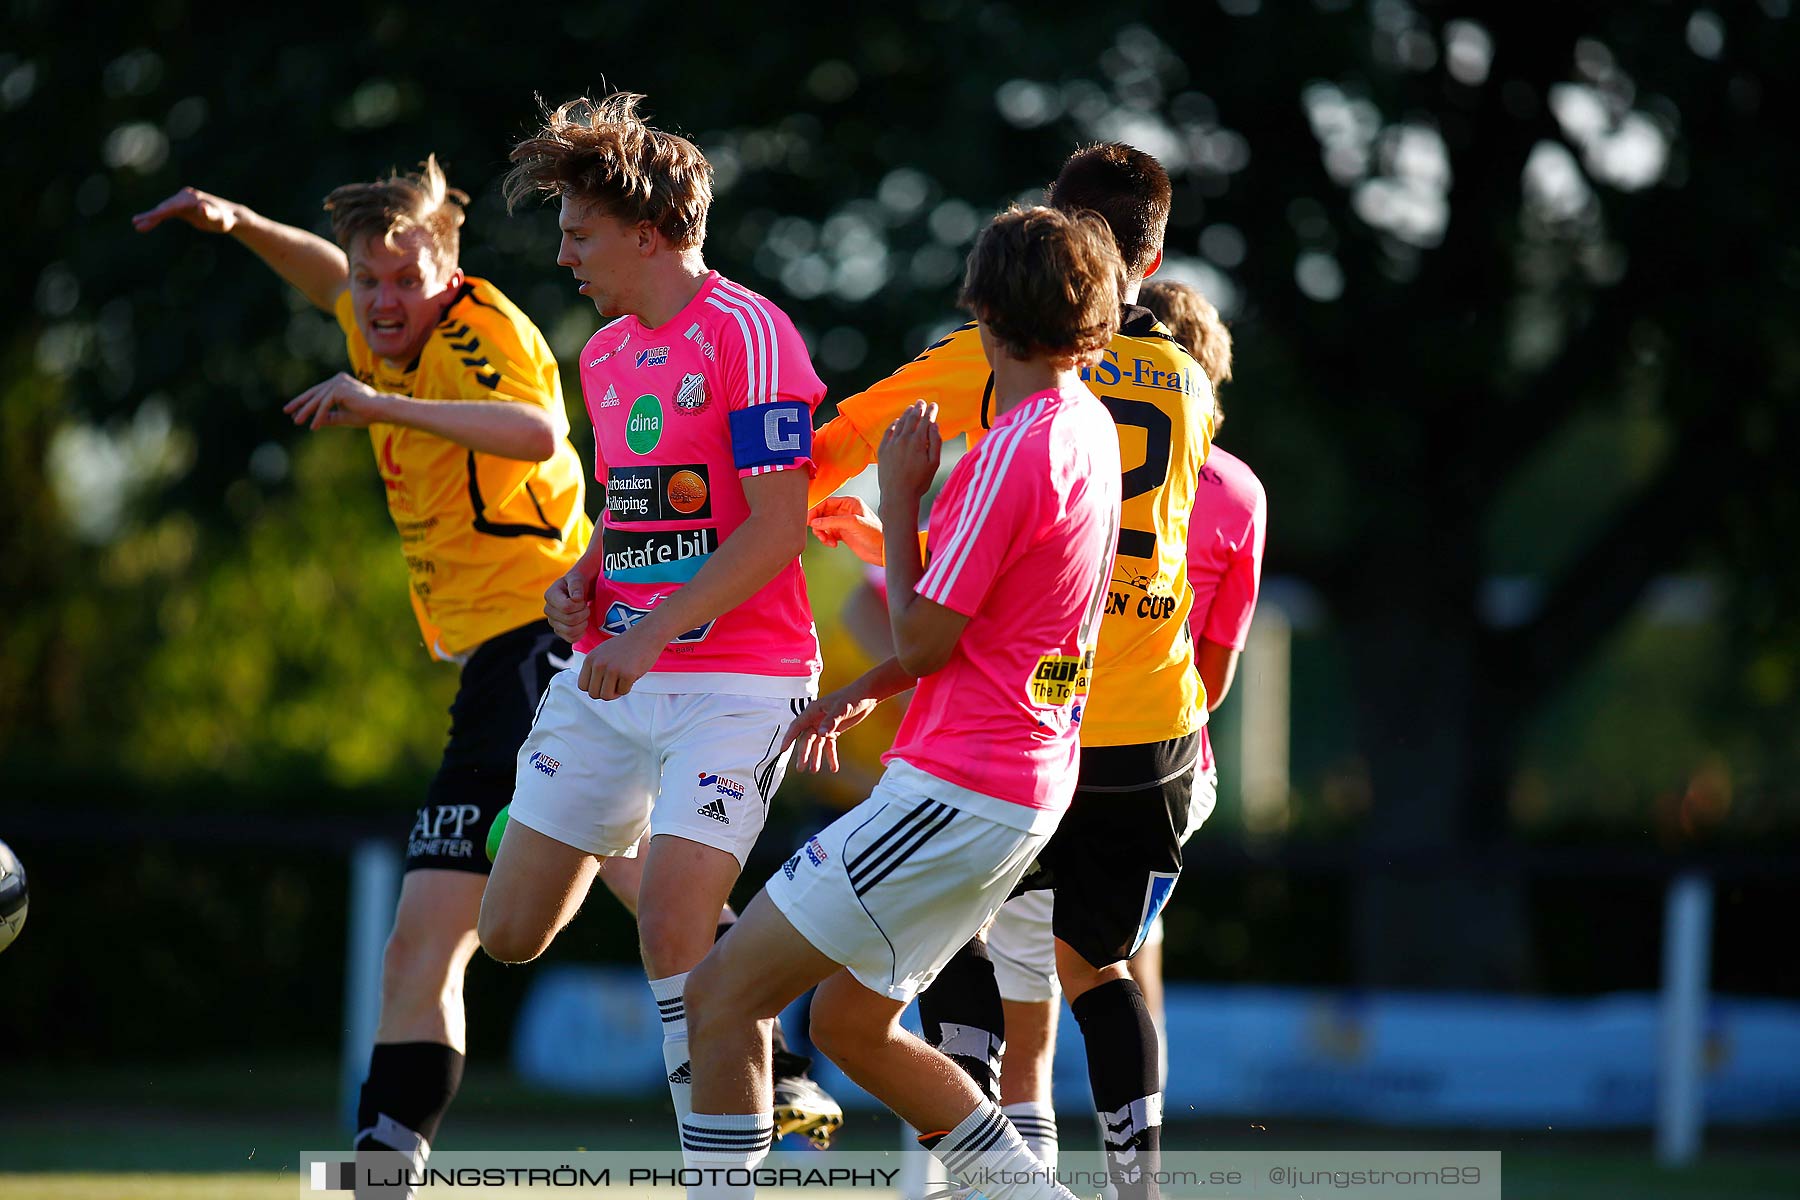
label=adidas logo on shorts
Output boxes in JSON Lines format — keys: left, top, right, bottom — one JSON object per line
{"left": 697, "top": 797, "right": 730, "bottom": 824}
{"left": 668, "top": 1061, "right": 692, "bottom": 1084}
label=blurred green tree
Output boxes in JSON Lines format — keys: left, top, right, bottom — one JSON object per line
{"left": 3, "top": 1, "right": 1796, "bottom": 990}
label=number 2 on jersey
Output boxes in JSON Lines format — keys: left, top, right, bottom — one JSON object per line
{"left": 1099, "top": 395, "right": 1171, "bottom": 561}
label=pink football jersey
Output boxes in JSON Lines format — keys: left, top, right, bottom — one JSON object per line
{"left": 886, "top": 383, "right": 1122, "bottom": 811}
{"left": 1186, "top": 443, "right": 1267, "bottom": 771}
{"left": 574, "top": 272, "right": 825, "bottom": 695}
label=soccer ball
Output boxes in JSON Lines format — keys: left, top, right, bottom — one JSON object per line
{"left": 0, "top": 840, "right": 27, "bottom": 953}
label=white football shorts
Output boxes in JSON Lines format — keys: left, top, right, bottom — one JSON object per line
{"left": 510, "top": 656, "right": 809, "bottom": 865}
{"left": 766, "top": 759, "right": 1061, "bottom": 1002}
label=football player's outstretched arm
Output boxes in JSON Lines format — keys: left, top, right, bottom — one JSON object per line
{"left": 132, "top": 186, "right": 348, "bottom": 312}
{"left": 282, "top": 373, "right": 559, "bottom": 461}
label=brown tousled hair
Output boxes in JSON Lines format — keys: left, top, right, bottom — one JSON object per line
{"left": 1139, "top": 279, "right": 1233, "bottom": 428}
{"left": 504, "top": 93, "right": 712, "bottom": 251}
{"left": 1045, "top": 142, "right": 1171, "bottom": 280}
{"left": 323, "top": 154, "right": 467, "bottom": 273}
{"left": 960, "top": 206, "right": 1124, "bottom": 365}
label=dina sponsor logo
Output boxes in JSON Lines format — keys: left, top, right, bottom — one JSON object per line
{"left": 624, "top": 394, "right": 663, "bottom": 454}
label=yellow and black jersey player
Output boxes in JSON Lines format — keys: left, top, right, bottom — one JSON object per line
{"left": 134, "top": 157, "right": 589, "bottom": 1181}
{"left": 805, "top": 143, "right": 1210, "bottom": 1200}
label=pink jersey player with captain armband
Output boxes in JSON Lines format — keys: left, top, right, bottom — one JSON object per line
{"left": 572, "top": 270, "right": 825, "bottom": 694}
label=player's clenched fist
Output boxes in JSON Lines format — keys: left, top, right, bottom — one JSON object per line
{"left": 544, "top": 568, "right": 592, "bottom": 644}
{"left": 131, "top": 187, "right": 242, "bottom": 236}
{"left": 878, "top": 401, "right": 941, "bottom": 507}
{"left": 807, "top": 495, "right": 885, "bottom": 566}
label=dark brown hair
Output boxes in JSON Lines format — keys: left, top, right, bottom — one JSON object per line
{"left": 505, "top": 93, "right": 712, "bottom": 251}
{"left": 960, "top": 206, "right": 1124, "bottom": 364}
{"left": 323, "top": 154, "right": 466, "bottom": 273}
{"left": 1045, "top": 142, "right": 1171, "bottom": 279}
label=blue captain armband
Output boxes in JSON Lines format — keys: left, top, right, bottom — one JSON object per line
{"left": 729, "top": 400, "right": 813, "bottom": 472}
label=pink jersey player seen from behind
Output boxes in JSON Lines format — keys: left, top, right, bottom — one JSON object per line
{"left": 576, "top": 271, "right": 824, "bottom": 693}
{"left": 885, "top": 383, "right": 1122, "bottom": 811}
{"left": 1186, "top": 443, "right": 1267, "bottom": 773}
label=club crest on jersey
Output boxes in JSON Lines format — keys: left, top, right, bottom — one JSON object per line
{"left": 635, "top": 345, "right": 670, "bottom": 369}
{"left": 675, "top": 371, "right": 709, "bottom": 412}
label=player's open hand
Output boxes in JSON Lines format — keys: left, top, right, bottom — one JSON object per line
{"left": 781, "top": 689, "right": 881, "bottom": 773}
{"left": 808, "top": 496, "right": 885, "bottom": 566}
{"left": 877, "top": 401, "right": 941, "bottom": 507}
{"left": 285, "top": 372, "right": 389, "bottom": 431}
{"left": 131, "top": 187, "right": 241, "bottom": 235}
{"left": 544, "top": 568, "right": 593, "bottom": 643}
{"left": 577, "top": 625, "right": 660, "bottom": 701}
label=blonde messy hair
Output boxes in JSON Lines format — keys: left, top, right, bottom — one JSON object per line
{"left": 323, "top": 154, "right": 467, "bottom": 273}
{"left": 1139, "top": 279, "right": 1233, "bottom": 428}
{"left": 504, "top": 93, "right": 712, "bottom": 251}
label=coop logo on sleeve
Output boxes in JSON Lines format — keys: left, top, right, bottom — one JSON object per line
{"left": 675, "top": 371, "right": 709, "bottom": 413}
{"left": 625, "top": 394, "right": 663, "bottom": 454}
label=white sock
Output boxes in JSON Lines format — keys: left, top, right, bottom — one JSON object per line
{"left": 650, "top": 973, "right": 692, "bottom": 1124}
{"left": 681, "top": 1111, "right": 773, "bottom": 1200}
{"left": 1003, "top": 1101, "right": 1058, "bottom": 1170}
{"left": 935, "top": 1100, "right": 1076, "bottom": 1200}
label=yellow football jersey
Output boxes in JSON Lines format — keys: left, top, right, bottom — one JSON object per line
{"left": 813, "top": 307, "right": 1214, "bottom": 746}
{"left": 334, "top": 277, "right": 591, "bottom": 660}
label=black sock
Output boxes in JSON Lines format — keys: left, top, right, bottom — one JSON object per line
{"left": 916, "top": 937, "right": 1005, "bottom": 1103}
{"left": 354, "top": 1041, "right": 465, "bottom": 1155}
{"left": 1072, "top": 979, "right": 1162, "bottom": 1200}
